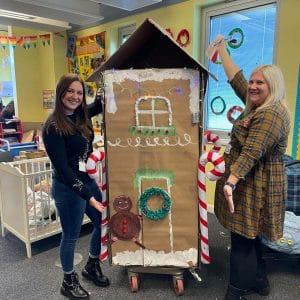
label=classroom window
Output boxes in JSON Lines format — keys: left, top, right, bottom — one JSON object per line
{"left": 118, "top": 24, "right": 136, "bottom": 46}
{"left": 202, "top": 0, "right": 277, "bottom": 140}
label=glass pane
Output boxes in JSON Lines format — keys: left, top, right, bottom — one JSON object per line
{"left": 206, "top": 3, "right": 276, "bottom": 134}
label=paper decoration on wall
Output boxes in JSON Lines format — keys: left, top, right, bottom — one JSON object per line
{"left": 176, "top": 29, "right": 190, "bottom": 47}
{"left": 68, "top": 32, "right": 106, "bottom": 102}
{"left": 227, "top": 105, "right": 243, "bottom": 124}
{"left": 0, "top": 34, "right": 51, "bottom": 49}
{"left": 164, "top": 28, "right": 191, "bottom": 48}
{"left": 210, "top": 95, "right": 226, "bottom": 115}
{"left": 66, "top": 34, "right": 76, "bottom": 58}
{"left": 42, "top": 90, "right": 55, "bottom": 109}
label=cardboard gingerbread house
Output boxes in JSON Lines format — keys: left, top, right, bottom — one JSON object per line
{"left": 87, "top": 19, "right": 211, "bottom": 268}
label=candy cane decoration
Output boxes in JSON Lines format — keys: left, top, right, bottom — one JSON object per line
{"left": 198, "top": 133, "right": 225, "bottom": 264}
{"left": 86, "top": 150, "right": 105, "bottom": 180}
{"left": 86, "top": 149, "right": 108, "bottom": 261}
{"left": 203, "top": 130, "right": 222, "bottom": 152}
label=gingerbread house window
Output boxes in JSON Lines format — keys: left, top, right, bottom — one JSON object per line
{"left": 129, "top": 95, "right": 175, "bottom": 136}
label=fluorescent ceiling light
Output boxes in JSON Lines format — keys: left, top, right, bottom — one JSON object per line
{"left": 0, "top": 8, "right": 71, "bottom": 30}
{"left": 0, "top": 9, "right": 36, "bottom": 21}
{"left": 93, "top": 0, "right": 162, "bottom": 11}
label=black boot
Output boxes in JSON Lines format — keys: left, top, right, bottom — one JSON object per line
{"left": 252, "top": 275, "right": 270, "bottom": 296}
{"left": 82, "top": 257, "right": 110, "bottom": 287}
{"left": 224, "top": 285, "right": 247, "bottom": 300}
{"left": 61, "top": 272, "right": 89, "bottom": 300}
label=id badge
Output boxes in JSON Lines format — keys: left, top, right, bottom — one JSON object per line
{"left": 224, "top": 142, "right": 232, "bottom": 154}
{"left": 79, "top": 159, "right": 86, "bottom": 172}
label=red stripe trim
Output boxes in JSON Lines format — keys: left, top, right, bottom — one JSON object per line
{"left": 207, "top": 151, "right": 213, "bottom": 162}
{"left": 210, "top": 169, "right": 224, "bottom": 177}
{"left": 87, "top": 169, "right": 97, "bottom": 174}
{"left": 213, "top": 156, "right": 224, "bottom": 166}
{"left": 199, "top": 200, "right": 207, "bottom": 209}
{"left": 213, "top": 146, "right": 221, "bottom": 151}
{"left": 201, "top": 236, "right": 209, "bottom": 244}
{"left": 200, "top": 218, "right": 208, "bottom": 227}
{"left": 89, "top": 153, "right": 99, "bottom": 162}
{"left": 198, "top": 181, "right": 206, "bottom": 191}
{"left": 201, "top": 252, "right": 211, "bottom": 263}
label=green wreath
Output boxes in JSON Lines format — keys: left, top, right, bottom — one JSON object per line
{"left": 139, "top": 187, "right": 172, "bottom": 221}
{"left": 228, "top": 28, "right": 244, "bottom": 49}
{"left": 210, "top": 96, "right": 226, "bottom": 115}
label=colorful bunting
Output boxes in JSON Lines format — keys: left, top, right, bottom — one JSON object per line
{"left": 0, "top": 34, "right": 52, "bottom": 50}
{"left": 7, "top": 36, "right": 16, "bottom": 48}
{"left": 0, "top": 36, "right": 8, "bottom": 49}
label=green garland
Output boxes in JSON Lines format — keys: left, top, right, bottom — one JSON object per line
{"left": 139, "top": 187, "right": 172, "bottom": 221}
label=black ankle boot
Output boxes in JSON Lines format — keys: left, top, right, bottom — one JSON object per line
{"left": 61, "top": 272, "right": 89, "bottom": 300}
{"left": 252, "top": 275, "right": 270, "bottom": 296}
{"left": 82, "top": 257, "right": 110, "bottom": 287}
{"left": 224, "top": 285, "right": 247, "bottom": 300}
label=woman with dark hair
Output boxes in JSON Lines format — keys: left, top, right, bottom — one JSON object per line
{"left": 0, "top": 100, "right": 16, "bottom": 130}
{"left": 42, "top": 74, "right": 109, "bottom": 300}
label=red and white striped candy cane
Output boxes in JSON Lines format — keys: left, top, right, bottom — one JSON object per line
{"left": 198, "top": 135, "right": 225, "bottom": 264}
{"left": 203, "top": 130, "right": 222, "bottom": 153}
{"left": 86, "top": 150, "right": 105, "bottom": 180}
{"left": 86, "top": 149, "right": 108, "bottom": 261}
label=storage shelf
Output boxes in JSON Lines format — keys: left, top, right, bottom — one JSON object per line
{"left": 0, "top": 119, "right": 23, "bottom": 143}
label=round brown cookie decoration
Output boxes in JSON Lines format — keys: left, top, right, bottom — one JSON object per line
{"left": 109, "top": 195, "right": 145, "bottom": 248}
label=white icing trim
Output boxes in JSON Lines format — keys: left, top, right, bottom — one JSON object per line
{"left": 112, "top": 248, "right": 198, "bottom": 267}
{"left": 104, "top": 69, "right": 199, "bottom": 114}
{"left": 107, "top": 133, "right": 197, "bottom": 148}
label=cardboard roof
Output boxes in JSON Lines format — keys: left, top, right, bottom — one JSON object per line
{"left": 86, "top": 18, "right": 216, "bottom": 82}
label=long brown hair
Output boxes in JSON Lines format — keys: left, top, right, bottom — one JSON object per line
{"left": 43, "top": 73, "right": 91, "bottom": 139}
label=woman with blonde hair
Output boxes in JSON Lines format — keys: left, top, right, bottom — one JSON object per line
{"left": 213, "top": 38, "right": 290, "bottom": 300}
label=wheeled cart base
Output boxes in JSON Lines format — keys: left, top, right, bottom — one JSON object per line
{"left": 126, "top": 266, "right": 189, "bottom": 296}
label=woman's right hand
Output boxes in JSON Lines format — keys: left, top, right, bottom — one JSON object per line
{"left": 223, "top": 185, "right": 235, "bottom": 213}
{"left": 216, "top": 37, "right": 227, "bottom": 52}
{"left": 89, "top": 197, "right": 105, "bottom": 213}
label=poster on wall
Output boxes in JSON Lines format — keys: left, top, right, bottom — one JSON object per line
{"left": 42, "top": 90, "right": 55, "bottom": 109}
{"left": 68, "top": 32, "right": 105, "bottom": 103}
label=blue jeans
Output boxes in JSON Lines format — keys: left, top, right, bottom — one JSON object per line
{"left": 52, "top": 178, "right": 102, "bottom": 273}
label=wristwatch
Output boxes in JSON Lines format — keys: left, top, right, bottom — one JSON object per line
{"left": 224, "top": 181, "right": 236, "bottom": 191}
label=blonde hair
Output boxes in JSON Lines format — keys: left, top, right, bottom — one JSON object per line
{"left": 243, "top": 65, "right": 289, "bottom": 115}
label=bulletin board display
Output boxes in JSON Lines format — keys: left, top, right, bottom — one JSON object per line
{"left": 68, "top": 32, "right": 105, "bottom": 102}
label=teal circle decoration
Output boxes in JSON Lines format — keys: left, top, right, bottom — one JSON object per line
{"left": 139, "top": 187, "right": 172, "bottom": 221}
{"left": 210, "top": 96, "right": 226, "bottom": 115}
{"left": 228, "top": 28, "right": 244, "bottom": 49}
